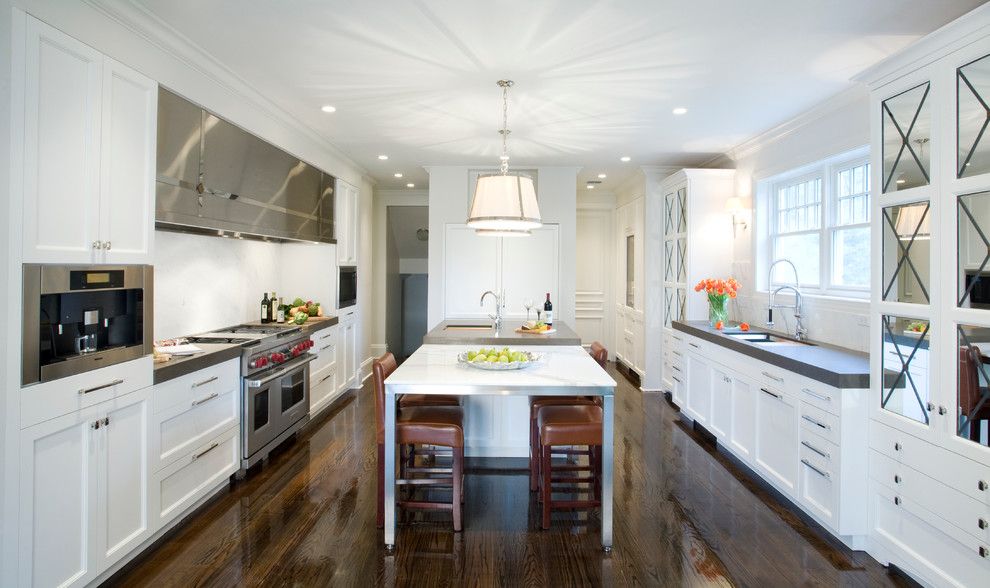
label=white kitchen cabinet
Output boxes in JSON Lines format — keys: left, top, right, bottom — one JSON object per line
{"left": 755, "top": 385, "right": 799, "bottom": 496}
{"left": 336, "top": 180, "right": 359, "bottom": 266}
{"left": 685, "top": 352, "right": 712, "bottom": 426}
{"left": 728, "top": 376, "right": 756, "bottom": 463}
{"left": 310, "top": 326, "right": 340, "bottom": 417}
{"left": 152, "top": 427, "right": 238, "bottom": 529}
{"left": 615, "top": 197, "right": 645, "bottom": 376}
{"left": 337, "top": 310, "right": 359, "bottom": 392}
{"left": 19, "top": 387, "right": 151, "bottom": 588}
{"left": 709, "top": 365, "right": 732, "bottom": 441}
{"left": 17, "top": 14, "right": 156, "bottom": 264}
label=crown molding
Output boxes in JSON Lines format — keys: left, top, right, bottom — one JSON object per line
{"left": 722, "top": 84, "right": 867, "bottom": 163}
{"left": 853, "top": 3, "right": 990, "bottom": 89}
{"left": 83, "top": 0, "right": 369, "bottom": 180}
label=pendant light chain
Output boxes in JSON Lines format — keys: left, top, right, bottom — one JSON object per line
{"left": 498, "top": 80, "right": 513, "bottom": 175}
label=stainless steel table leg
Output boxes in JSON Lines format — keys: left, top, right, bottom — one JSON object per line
{"left": 384, "top": 386, "right": 397, "bottom": 548}
{"left": 601, "top": 391, "right": 614, "bottom": 550}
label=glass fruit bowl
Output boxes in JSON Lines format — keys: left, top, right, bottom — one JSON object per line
{"left": 457, "top": 350, "right": 543, "bottom": 371}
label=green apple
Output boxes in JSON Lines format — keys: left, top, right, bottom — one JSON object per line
{"left": 499, "top": 355, "right": 509, "bottom": 363}
{"left": 486, "top": 355, "right": 498, "bottom": 362}
{"left": 467, "top": 351, "right": 477, "bottom": 360}
{"left": 473, "top": 355, "right": 487, "bottom": 363}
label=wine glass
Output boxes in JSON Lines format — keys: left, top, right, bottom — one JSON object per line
{"left": 523, "top": 298, "right": 534, "bottom": 321}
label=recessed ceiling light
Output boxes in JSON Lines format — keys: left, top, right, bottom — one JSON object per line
{"left": 586, "top": 184, "right": 595, "bottom": 190}
{"left": 896, "top": 179, "right": 906, "bottom": 184}
{"left": 378, "top": 154, "right": 389, "bottom": 160}
{"left": 320, "top": 105, "right": 336, "bottom": 113}
{"left": 672, "top": 107, "right": 688, "bottom": 115}
{"left": 598, "top": 173, "right": 607, "bottom": 179}
{"left": 394, "top": 173, "right": 403, "bottom": 178}
{"left": 406, "top": 183, "right": 415, "bottom": 188}
{"left": 620, "top": 156, "right": 631, "bottom": 162}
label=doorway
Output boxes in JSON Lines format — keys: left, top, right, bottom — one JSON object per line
{"left": 386, "top": 206, "right": 429, "bottom": 362}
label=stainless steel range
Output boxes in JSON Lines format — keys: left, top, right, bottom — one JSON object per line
{"left": 188, "top": 323, "right": 315, "bottom": 472}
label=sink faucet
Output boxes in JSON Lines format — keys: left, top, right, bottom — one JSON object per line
{"left": 767, "top": 258, "right": 808, "bottom": 341}
{"left": 480, "top": 290, "right": 505, "bottom": 331}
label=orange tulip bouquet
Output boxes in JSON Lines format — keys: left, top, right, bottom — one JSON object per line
{"left": 694, "top": 277, "right": 739, "bottom": 329}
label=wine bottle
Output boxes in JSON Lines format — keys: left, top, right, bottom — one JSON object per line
{"left": 543, "top": 292, "right": 553, "bottom": 326}
{"left": 261, "top": 292, "right": 270, "bottom": 323}
{"left": 276, "top": 296, "right": 285, "bottom": 323}
{"left": 270, "top": 292, "right": 278, "bottom": 324}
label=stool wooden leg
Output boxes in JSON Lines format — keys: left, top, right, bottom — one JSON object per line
{"left": 541, "top": 444, "right": 552, "bottom": 530}
{"left": 377, "top": 443, "right": 385, "bottom": 529}
{"left": 453, "top": 446, "right": 464, "bottom": 532}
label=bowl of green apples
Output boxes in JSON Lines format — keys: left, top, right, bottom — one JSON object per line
{"left": 457, "top": 347, "right": 543, "bottom": 370}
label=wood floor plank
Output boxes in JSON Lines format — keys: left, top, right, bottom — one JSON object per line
{"left": 107, "top": 366, "right": 904, "bottom": 588}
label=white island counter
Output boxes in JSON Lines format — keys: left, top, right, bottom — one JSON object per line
{"left": 383, "top": 344, "right": 617, "bottom": 549}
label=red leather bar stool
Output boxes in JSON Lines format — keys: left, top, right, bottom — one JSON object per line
{"left": 374, "top": 353, "right": 465, "bottom": 531}
{"left": 528, "top": 341, "right": 609, "bottom": 491}
{"left": 536, "top": 403, "right": 603, "bottom": 529}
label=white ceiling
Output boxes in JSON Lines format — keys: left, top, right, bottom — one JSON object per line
{"left": 134, "top": 0, "right": 985, "bottom": 191}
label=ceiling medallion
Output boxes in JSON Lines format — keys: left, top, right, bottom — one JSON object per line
{"left": 466, "top": 80, "right": 542, "bottom": 237}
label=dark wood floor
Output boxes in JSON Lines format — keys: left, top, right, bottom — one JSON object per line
{"left": 109, "top": 365, "right": 908, "bottom": 587}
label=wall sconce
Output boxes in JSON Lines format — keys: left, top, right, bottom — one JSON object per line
{"left": 725, "top": 197, "right": 749, "bottom": 237}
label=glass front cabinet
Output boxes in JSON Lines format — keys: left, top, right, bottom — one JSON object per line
{"left": 864, "top": 11, "right": 990, "bottom": 586}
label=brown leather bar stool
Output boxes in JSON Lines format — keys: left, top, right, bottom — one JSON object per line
{"left": 528, "top": 341, "right": 609, "bottom": 491}
{"left": 374, "top": 352, "right": 465, "bottom": 531}
{"left": 537, "top": 403, "right": 603, "bottom": 529}
{"left": 398, "top": 393, "right": 461, "bottom": 408}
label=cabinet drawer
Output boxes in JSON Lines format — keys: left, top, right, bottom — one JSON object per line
{"left": 797, "top": 379, "right": 840, "bottom": 416}
{"left": 310, "top": 367, "right": 338, "bottom": 416}
{"left": 800, "top": 442, "right": 837, "bottom": 528}
{"left": 154, "top": 427, "right": 238, "bottom": 527}
{"left": 800, "top": 402, "right": 839, "bottom": 445}
{"left": 153, "top": 358, "right": 239, "bottom": 415}
{"left": 871, "top": 449, "right": 990, "bottom": 544}
{"left": 21, "top": 356, "right": 152, "bottom": 428}
{"left": 153, "top": 387, "right": 238, "bottom": 471}
{"left": 755, "top": 364, "right": 795, "bottom": 392}
{"left": 871, "top": 481, "right": 990, "bottom": 586}
{"left": 310, "top": 340, "right": 337, "bottom": 376}
{"left": 871, "top": 420, "right": 990, "bottom": 505}
{"left": 800, "top": 428, "right": 838, "bottom": 465}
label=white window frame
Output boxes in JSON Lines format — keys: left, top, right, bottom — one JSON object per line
{"left": 761, "top": 146, "right": 871, "bottom": 298}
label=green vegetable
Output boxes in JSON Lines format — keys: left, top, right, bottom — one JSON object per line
{"left": 307, "top": 305, "right": 319, "bottom": 317}
{"left": 292, "top": 297, "right": 305, "bottom": 307}
{"left": 293, "top": 312, "right": 309, "bottom": 325}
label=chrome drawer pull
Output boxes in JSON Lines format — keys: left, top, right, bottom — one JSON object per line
{"left": 801, "top": 459, "right": 830, "bottom": 479}
{"left": 318, "top": 371, "right": 335, "bottom": 384}
{"left": 320, "top": 342, "right": 334, "bottom": 352}
{"left": 671, "top": 350, "right": 682, "bottom": 357}
{"left": 192, "top": 442, "right": 220, "bottom": 461}
{"left": 672, "top": 376, "right": 682, "bottom": 383}
{"left": 979, "top": 518, "right": 988, "bottom": 530}
{"left": 801, "top": 440, "right": 830, "bottom": 459}
{"left": 801, "top": 388, "right": 831, "bottom": 402}
{"left": 192, "top": 375, "right": 219, "bottom": 388}
{"left": 979, "top": 480, "right": 988, "bottom": 492}
{"left": 760, "top": 388, "right": 781, "bottom": 400}
{"left": 79, "top": 379, "right": 124, "bottom": 395}
{"left": 801, "top": 414, "right": 831, "bottom": 431}
{"left": 762, "top": 371, "right": 783, "bottom": 383}
{"left": 672, "top": 366, "right": 681, "bottom": 373}
{"left": 689, "top": 342, "right": 700, "bottom": 349}
{"left": 191, "top": 392, "right": 220, "bottom": 407}
{"left": 980, "top": 546, "right": 988, "bottom": 558}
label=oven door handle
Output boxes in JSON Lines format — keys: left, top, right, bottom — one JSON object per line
{"left": 245, "top": 355, "right": 316, "bottom": 388}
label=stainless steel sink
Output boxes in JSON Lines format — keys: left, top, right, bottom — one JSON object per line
{"left": 724, "top": 331, "right": 813, "bottom": 346}
{"left": 444, "top": 324, "right": 493, "bottom": 331}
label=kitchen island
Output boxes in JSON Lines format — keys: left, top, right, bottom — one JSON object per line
{"left": 383, "top": 344, "right": 616, "bottom": 550}
{"left": 423, "top": 319, "right": 582, "bottom": 346}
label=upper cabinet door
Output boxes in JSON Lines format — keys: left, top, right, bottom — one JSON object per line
{"left": 443, "top": 224, "right": 498, "bottom": 318}
{"left": 21, "top": 16, "right": 104, "bottom": 263}
{"left": 336, "top": 181, "right": 358, "bottom": 265}
{"left": 100, "top": 59, "right": 157, "bottom": 264}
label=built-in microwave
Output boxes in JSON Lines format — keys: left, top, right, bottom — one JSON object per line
{"left": 339, "top": 266, "right": 357, "bottom": 308}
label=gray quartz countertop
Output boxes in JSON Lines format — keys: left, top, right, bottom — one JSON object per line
{"left": 423, "top": 320, "right": 582, "bottom": 346}
{"left": 672, "top": 320, "right": 869, "bottom": 388}
{"left": 153, "top": 315, "right": 340, "bottom": 385}
{"left": 153, "top": 342, "right": 243, "bottom": 385}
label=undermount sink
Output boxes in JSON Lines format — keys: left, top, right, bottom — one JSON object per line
{"left": 724, "top": 331, "right": 813, "bottom": 346}
{"left": 445, "top": 324, "right": 493, "bottom": 331}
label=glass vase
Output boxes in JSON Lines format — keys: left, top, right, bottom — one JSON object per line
{"left": 708, "top": 295, "right": 729, "bottom": 327}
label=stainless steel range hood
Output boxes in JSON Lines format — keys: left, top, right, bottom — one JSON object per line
{"left": 156, "top": 88, "right": 335, "bottom": 243}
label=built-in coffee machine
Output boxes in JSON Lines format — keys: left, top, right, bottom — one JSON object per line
{"left": 22, "top": 264, "right": 153, "bottom": 386}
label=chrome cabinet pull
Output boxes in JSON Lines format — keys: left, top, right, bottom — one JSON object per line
{"left": 192, "top": 442, "right": 220, "bottom": 461}
{"left": 894, "top": 442, "right": 902, "bottom": 452}
{"left": 192, "top": 375, "right": 219, "bottom": 388}
{"left": 671, "top": 350, "right": 682, "bottom": 357}
{"left": 801, "top": 414, "right": 831, "bottom": 431}
{"left": 801, "top": 440, "right": 830, "bottom": 459}
{"left": 79, "top": 379, "right": 124, "bottom": 395}
{"left": 320, "top": 342, "right": 334, "bottom": 352}
{"left": 980, "top": 546, "right": 989, "bottom": 558}
{"left": 318, "top": 372, "right": 334, "bottom": 384}
{"left": 92, "top": 241, "right": 102, "bottom": 250}
{"left": 760, "top": 388, "right": 781, "bottom": 399}
{"left": 192, "top": 392, "right": 220, "bottom": 407}
{"left": 894, "top": 474, "right": 902, "bottom": 484}
{"left": 801, "top": 459, "right": 830, "bottom": 479}
{"left": 894, "top": 496, "right": 901, "bottom": 506}
{"left": 979, "top": 518, "right": 988, "bottom": 530}
{"left": 979, "top": 480, "right": 988, "bottom": 492}
{"left": 672, "top": 376, "right": 681, "bottom": 383}
{"left": 688, "top": 342, "right": 700, "bottom": 349}
{"left": 103, "top": 241, "right": 111, "bottom": 250}
{"left": 762, "top": 371, "right": 783, "bottom": 383}
{"left": 801, "top": 388, "right": 831, "bottom": 402}
{"left": 938, "top": 406, "right": 947, "bottom": 416}
{"left": 926, "top": 402, "right": 935, "bottom": 412}
{"left": 672, "top": 366, "right": 681, "bottom": 373}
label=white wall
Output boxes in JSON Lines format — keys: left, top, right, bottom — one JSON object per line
{"left": 717, "top": 86, "right": 872, "bottom": 350}
{"left": 0, "top": 0, "right": 14, "bottom": 581}
{"left": 426, "top": 166, "right": 579, "bottom": 328}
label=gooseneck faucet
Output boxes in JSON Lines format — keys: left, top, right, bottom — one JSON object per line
{"left": 480, "top": 290, "right": 505, "bottom": 331}
{"left": 767, "top": 258, "right": 808, "bottom": 341}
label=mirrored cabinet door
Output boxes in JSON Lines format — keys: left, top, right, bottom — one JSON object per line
{"left": 957, "top": 53, "right": 990, "bottom": 178}
{"left": 675, "top": 187, "right": 687, "bottom": 233}
{"left": 664, "top": 287, "right": 673, "bottom": 328}
{"left": 881, "top": 201, "right": 931, "bottom": 303}
{"left": 882, "top": 82, "right": 932, "bottom": 192}
{"left": 956, "top": 324, "right": 990, "bottom": 448}
{"left": 958, "top": 191, "right": 990, "bottom": 309}
{"left": 625, "top": 235, "right": 635, "bottom": 307}
{"left": 881, "top": 315, "right": 932, "bottom": 426}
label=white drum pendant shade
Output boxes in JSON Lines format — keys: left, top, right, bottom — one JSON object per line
{"left": 467, "top": 173, "right": 542, "bottom": 232}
